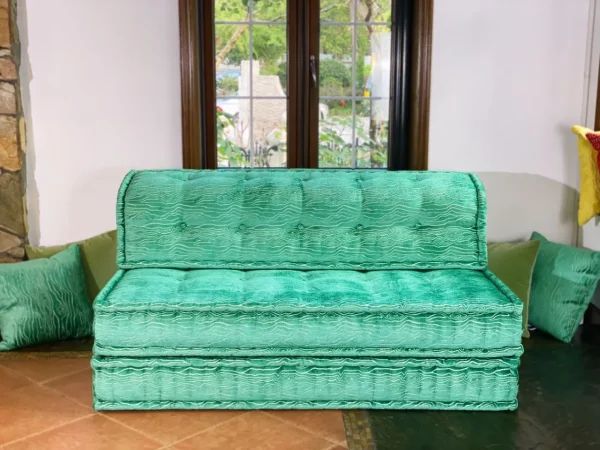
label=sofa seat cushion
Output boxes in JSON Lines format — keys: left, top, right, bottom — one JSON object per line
{"left": 94, "top": 268, "right": 523, "bottom": 358}
{"left": 92, "top": 355, "right": 519, "bottom": 411}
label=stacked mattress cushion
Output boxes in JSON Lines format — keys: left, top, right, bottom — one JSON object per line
{"left": 92, "top": 170, "right": 523, "bottom": 410}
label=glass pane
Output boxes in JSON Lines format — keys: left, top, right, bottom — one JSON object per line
{"left": 356, "top": 0, "right": 392, "bottom": 23}
{"left": 215, "top": 0, "right": 249, "bottom": 22}
{"left": 215, "top": 24, "right": 249, "bottom": 97}
{"left": 252, "top": 0, "right": 286, "bottom": 22}
{"left": 216, "top": 95, "right": 250, "bottom": 168}
{"left": 252, "top": 25, "right": 287, "bottom": 96}
{"left": 214, "top": 1, "right": 288, "bottom": 168}
{"left": 252, "top": 100, "right": 287, "bottom": 167}
{"left": 319, "top": 25, "right": 353, "bottom": 98}
{"left": 321, "top": 0, "right": 356, "bottom": 23}
{"left": 319, "top": 102, "right": 354, "bottom": 168}
{"left": 358, "top": 25, "right": 391, "bottom": 99}
{"left": 318, "top": 1, "right": 391, "bottom": 168}
{"left": 321, "top": 0, "right": 391, "bottom": 24}
{"left": 355, "top": 100, "right": 388, "bottom": 168}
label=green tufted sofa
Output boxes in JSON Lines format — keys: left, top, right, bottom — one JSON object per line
{"left": 92, "top": 169, "right": 523, "bottom": 411}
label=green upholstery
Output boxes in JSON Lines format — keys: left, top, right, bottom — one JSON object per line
{"left": 93, "top": 169, "right": 520, "bottom": 411}
{"left": 117, "top": 170, "right": 488, "bottom": 270}
{"left": 92, "top": 356, "right": 519, "bottom": 411}
{"left": 94, "top": 268, "right": 522, "bottom": 358}
{"left": 0, "top": 245, "right": 93, "bottom": 351}
{"left": 529, "top": 232, "right": 600, "bottom": 342}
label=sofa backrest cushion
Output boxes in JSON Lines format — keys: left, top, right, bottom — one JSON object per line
{"left": 117, "top": 170, "right": 487, "bottom": 270}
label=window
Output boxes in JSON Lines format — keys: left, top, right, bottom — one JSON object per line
{"left": 317, "top": 1, "right": 391, "bottom": 168}
{"left": 179, "top": 0, "right": 432, "bottom": 170}
{"left": 214, "top": 1, "right": 288, "bottom": 168}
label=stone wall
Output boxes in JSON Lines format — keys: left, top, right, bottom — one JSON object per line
{"left": 0, "top": 0, "right": 26, "bottom": 263}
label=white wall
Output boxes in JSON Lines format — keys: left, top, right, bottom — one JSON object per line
{"left": 17, "top": 0, "right": 598, "bottom": 247}
{"left": 19, "top": 0, "right": 183, "bottom": 246}
{"left": 429, "top": 0, "right": 592, "bottom": 244}
{"left": 430, "top": 0, "right": 589, "bottom": 187}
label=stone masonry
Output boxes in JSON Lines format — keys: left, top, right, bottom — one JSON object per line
{"left": 0, "top": 0, "right": 26, "bottom": 263}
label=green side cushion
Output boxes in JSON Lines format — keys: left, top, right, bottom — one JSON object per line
{"left": 94, "top": 268, "right": 523, "bottom": 358}
{"left": 487, "top": 240, "right": 540, "bottom": 338}
{"left": 25, "top": 230, "right": 117, "bottom": 301}
{"left": 0, "top": 245, "right": 93, "bottom": 351}
{"left": 117, "top": 170, "right": 488, "bottom": 270}
{"left": 529, "top": 231, "right": 600, "bottom": 342}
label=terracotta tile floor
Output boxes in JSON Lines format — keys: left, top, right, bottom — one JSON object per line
{"left": 0, "top": 358, "right": 348, "bottom": 449}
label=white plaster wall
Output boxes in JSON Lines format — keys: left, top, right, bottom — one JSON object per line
{"left": 580, "top": 0, "right": 600, "bottom": 256}
{"left": 429, "top": 0, "right": 591, "bottom": 245}
{"left": 17, "top": 0, "right": 596, "bottom": 248}
{"left": 19, "top": 0, "right": 183, "bottom": 246}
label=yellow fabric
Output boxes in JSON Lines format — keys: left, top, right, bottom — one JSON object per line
{"left": 572, "top": 126, "right": 600, "bottom": 226}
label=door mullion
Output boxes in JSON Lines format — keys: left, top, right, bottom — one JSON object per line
{"left": 388, "top": 0, "right": 412, "bottom": 171}
{"left": 306, "top": 0, "right": 320, "bottom": 168}
{"left": 287, "top": 0, "right": 301, "bottom": 168}
{"left": 199, "top": 0, "right": 217, "bottom": 169}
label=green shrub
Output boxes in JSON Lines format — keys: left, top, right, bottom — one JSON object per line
{"left": 277, "top": 62, "right": 287, "bottom": 91}
{"left": 319, "top": 60, "right": 351, "bottom": 88}
{"left": 320, "top": 77, "right": 344, "bottom": 102}
{"left": 217, "top": 76, "right": 238, "bottom": 93}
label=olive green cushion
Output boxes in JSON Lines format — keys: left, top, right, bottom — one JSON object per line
{"left": 529, "top": 232, "right": 600, "bottom": 342}
{"left": 25, "top": 230, "right": 117, "bottom": 301}
{"left": 0, "top": 245, "right": 93, "bottom": 351}
{"left": 487, "top": 241, "right": 541, "bottom": 338}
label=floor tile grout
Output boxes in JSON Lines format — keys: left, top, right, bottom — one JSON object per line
{"left": 262, "top": 410, "right": 347, "bottom": 445}
{"left": 41, "top": 383, "right": 94, "bottom": 412}
{"left": 40, "top": 379, "right": 212, "bottom": 448}
{"left": 2, "top": 360, "right": 348, "bottom": 449}
{"left": 0, "top": 413, "right": 96, "bottom": 449}
{"left": 0, "top": 360, "right": 91, "bottom": 388}
{"left": 99, "top": 413, "right": 165, "bottom": 447}
{"left": 0, "top": 364, "right": 43, "bottom": 387}
{"left": 39, "top": 366, "right": 91, "bottom": 386}
{"left": 325, "top": 442, "right": 347, "bottom": 450}
{"left": 166, "top": 411, "right": 251, "bottom": 448}
{"left": 21, "top": 375, "right": 165, "bottom": 449}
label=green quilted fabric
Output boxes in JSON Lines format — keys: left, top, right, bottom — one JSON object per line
{"left": 0, "top": 245, "right": 93, "bottom": 351}
{"left": 92, "top": 355, "right": 519, "bottom": 411}
{"left": 94, "top": 268, "right": 523, "bottom": 358}
{"left": 529, "top": 231, "right": 600, "bottom": 342}
{"left": 92, "top": 169, "right": 520, "bottom": 411}
{"left": 116, "top": 170, "right": 488, "bottom": 270}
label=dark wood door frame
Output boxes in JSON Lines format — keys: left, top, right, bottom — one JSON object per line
{"left": 408, "top": 0, "right": 433, "bottom": 171}
{"left": 179, "top": 0, "right": 434, "bottom": 170}
{"left": 179, "top": 0, "right": 201, "bottom": 169}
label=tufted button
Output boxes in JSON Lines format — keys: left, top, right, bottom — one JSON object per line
{"left": 356, "top": 224, "right": 364, "bottom": 231}
{"left": 178, "top": 222, "right": 188, "bottom": 231}
{"left": 297, "top": 224, "right": 305, "bottom": 230}
{"left": 238, "top": 224, "right": 247, "bottom": 232}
